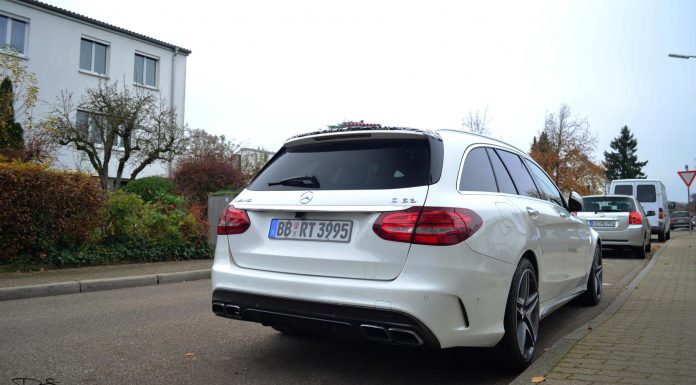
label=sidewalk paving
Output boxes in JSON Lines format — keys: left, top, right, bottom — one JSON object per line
{"left": 0, "top": 259, "right": 212, "bottom": 301}
{"left": 515, "top": 230, "right": 696, "bottom": 385}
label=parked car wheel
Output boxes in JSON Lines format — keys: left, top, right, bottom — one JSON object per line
{"left": 500, "top": 258, "right": 539, "bottom": 370}
{"left": 658, "top": 230, "right": 666, "bottom": 242}
{"left": 644, "top": 235, "right": 651, "bottom": 253}
{"left": 666, "top": 230, "right": 671, "bottom": 240}
{"left": 634, "top": 241, "right": 646, "bottom": 259}
{"left": 580, "top": 246, "right": 602, "bottom": 306}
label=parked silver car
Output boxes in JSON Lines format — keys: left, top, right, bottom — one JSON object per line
{"left": 576, "top": 195, "right": 652, "bottom": 258}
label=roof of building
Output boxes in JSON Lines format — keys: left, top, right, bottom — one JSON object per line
{"left": 14, "top": 0, "right": 191, "bottom": 55}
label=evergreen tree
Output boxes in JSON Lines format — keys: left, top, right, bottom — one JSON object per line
{"left": 0, "top": 77, "right": 24, "bottom": 150}
{"left": 603, "top": 126, "right": 647, "bottom": 180}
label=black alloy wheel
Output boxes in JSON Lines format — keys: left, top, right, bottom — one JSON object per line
{"left": 501, "top": 258, "right": 539, "bottom": 370}
{"left": 581, "top": 246, "right": 602, "bottom": 305}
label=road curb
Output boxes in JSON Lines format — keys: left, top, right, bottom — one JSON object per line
{"left": 157, "top": 269, "right": 210, "bottom": 284}
{"left": 0, "top": 269, "right": 211, "bottom": 301}
{"left": 510, "top": 243, "right": 669, "bottom": 385}
{"left": 0, "top": 281, "right": 81, "bottom": 301}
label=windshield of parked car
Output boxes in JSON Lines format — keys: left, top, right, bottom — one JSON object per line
{"left": 582, "top": 197, "right": 637, "bottom": 212}
{"left": 248, "top": 139, "right": 431, "bottom": 190}
{"left": 673, "top": 211, "right": 689, "bottom": 217}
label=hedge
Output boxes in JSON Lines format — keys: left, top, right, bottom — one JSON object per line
{"left": 121, "top": 176, "right": 176, "bottom": 202}
{"left": 0, "top": 162, "right": 105, "bottom": 264}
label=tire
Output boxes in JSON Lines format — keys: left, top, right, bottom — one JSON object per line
{"left": 580, "top": 246, "right": 602, "bottom": 306}
{"left": 644, "top": 235, "right": 651, "bottom": 253}
{"left": 658, "top": 230, "right": 665, "bottom": 242}
{"left": 666, "top": 230, "right": 671, "bottom": 240}
{"left": 634, "top": 243, "right": 646, "bottom": 259}
{"left": 500, "top": 258, "right": 539, "bottom": 371}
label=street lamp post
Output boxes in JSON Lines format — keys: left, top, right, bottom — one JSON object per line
{"left": 669, "top": 53, "right": 695, "bottom": 225}
{"left": 668, "top": 53, "right": 696, "bottom": 59}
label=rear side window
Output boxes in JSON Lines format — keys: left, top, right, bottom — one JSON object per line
{"left": 496, "top": 149, "right": 541, "bottom": 199}
{"left": 637, "top": 185, "right": 656, "bottom": 203}
{"left": 583, "top": 197, "right": 636, "bottom": 212}
{"left": 614, "top": 184, "right": 633, "bottom": 196}
{"left": 486, "top": 148, "right": 517, "bottom": 194}
{"left": 248, "top": 139, "right": 431, "bottom": 191}
{"left": 459, "top": 148, "right": 497, "bottom": 192}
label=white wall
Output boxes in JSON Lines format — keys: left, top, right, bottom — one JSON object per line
{"left": 1, "top": 0, "right": 188, "bottom": 179}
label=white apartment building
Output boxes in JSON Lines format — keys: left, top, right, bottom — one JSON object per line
{"left": 1, "top": 0, "right": 190, "bottom": 180}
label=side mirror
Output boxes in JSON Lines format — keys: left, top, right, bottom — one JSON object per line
{"left": 646, "top": 210, "right": 656, "bottom": 217}
{"left": 567, "top": 191, "right": 583, "bottom": 212}
{"left": 668, "top": 202, "right": 676, "bottom": 209}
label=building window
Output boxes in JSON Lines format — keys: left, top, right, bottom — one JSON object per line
{"left": 76, "top": 110, "right": 126, "bottom": 148}
{"left": 79, "top": 38, "right": 108, "bottom": 75}
{"left": 0, "top": 15, "right": 27, "bottom": 54}
{"left": 134, "top": 54, "right": 157, "bottom": 87}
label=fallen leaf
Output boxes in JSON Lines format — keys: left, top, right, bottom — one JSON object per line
{"left": 531, "top": 376, "right": 546, "bottom": 383}
{"left": 587, "top": 326, "right": 593, "bottom": 330}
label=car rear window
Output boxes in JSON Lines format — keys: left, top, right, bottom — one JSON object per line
{"left": 637, "top": 185, "right": 656, "bottom": 203}
{"left": 614, "top": 184, "right": 633, "bottom": 195}
{"left": 673, "top": 211, "right": 689, "bottom": 218}
{"left": 583, "top": 197, "right": 636, "bottom": 212}
{"left": 248, "top": 139, "right": 431, "bottom": 191}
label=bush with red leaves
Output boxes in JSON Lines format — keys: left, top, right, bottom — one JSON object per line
{"left": 173, "top": 156, "right": 244, "bottom": 206}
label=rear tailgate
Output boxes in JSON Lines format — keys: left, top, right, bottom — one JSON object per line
{"left": 227, "top": 188, "right": 427, "bottom": 280}
{"left": 220, "top": 131, "right": 442, "bottom": 281}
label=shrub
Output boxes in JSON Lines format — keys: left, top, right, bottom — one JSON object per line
{"left": 173, "top": 156, "right": 244, "bottom": 206}
{"left": 121, "top": 176, "right": 176, "bottom": 202}
{"left": 0, "top": 162, "right": 105, "bottom": 264}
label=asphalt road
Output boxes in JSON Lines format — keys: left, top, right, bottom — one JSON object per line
{"left": 0, "top": 246, "right": 655, "bottom": 385}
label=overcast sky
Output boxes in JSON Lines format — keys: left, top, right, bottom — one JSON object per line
{"left": 50, "top": 0, "right": 696, "bottom": 201}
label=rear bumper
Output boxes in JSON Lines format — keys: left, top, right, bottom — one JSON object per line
{"left": 671, "top": 222, "right": 691, "bottom": 229}
{"left": 212, "top": 289, "right": 440, "bottom": 347}
{"left": 211, "top": 241, "right": 515, "bottom": 348}
{"left": 595, "top": 225, "right": 645, "bottom": 247}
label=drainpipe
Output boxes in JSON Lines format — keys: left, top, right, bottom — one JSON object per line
{"left": 167, "top": 47, "right": 179, "bottom": 177}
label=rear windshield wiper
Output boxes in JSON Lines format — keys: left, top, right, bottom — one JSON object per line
{"left": 268, "top": 175, "right": 320, "bottom": 188}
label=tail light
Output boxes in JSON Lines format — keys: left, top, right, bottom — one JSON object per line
{"left": 629, "top": 211, "right": 642, "bottom": 225}
{"left": 659, "top": 208, "right": 664, "bottom": 220}
{"left": 217, "top": 206, "right": 250, "bottom": 235}
{"left": 373, "top": 207, "right": 482, "bottom": 246}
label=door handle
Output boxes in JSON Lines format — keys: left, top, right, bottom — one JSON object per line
{"left": 560, "top": 212, "right": 570, "bottom": 219}
{"left": 526, "top": 207, "right": 539, "bottom": 218}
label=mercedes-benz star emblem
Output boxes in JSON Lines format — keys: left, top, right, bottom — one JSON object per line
{"left": 299, "top": 191, "right": 314, "bottom": 204}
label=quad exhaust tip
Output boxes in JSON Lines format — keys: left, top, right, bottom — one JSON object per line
{"left": 360, "top": 324, "right": 424, "bottom": 346}
{"left": 360, "top": 324, "right": 391, "bottom": 342}
{"left": 388, "top": 327, "right": 424, "bottom": 346}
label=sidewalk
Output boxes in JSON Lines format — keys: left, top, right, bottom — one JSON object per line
{"left": 0, "top": 259, "right": 212, "bottom": 301}
{"left": 515, "top": 231, "right": 696, "bottom": 385}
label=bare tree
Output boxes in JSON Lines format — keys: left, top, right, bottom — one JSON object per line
{"left": 462, "top": 107, "right": 491, "bottom": 136}
{"left": 45, "top": 81, "right": 187, "bottom": 190}
{"left": 183, "top": 129, "right": 239, "bottom": 162}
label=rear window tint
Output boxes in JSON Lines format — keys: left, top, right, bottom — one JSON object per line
{"left": 248, "top": 139, "right": 431, "bottom": 191}
{"left": 459, "top": 148, "right": 497, "bottom": 192}
{"left": 614, "top": 184, "right": 633, "bottom": 195}
{"left": 495, "top": 149, "right": 540, "bottom": 199}
{"left": 583, "top": 197, "right": 636, "bottom": 212}
{"left": 673, "top": 211, "right": 689, "bottom": 218}
{"left": 637, "top": 185, "right": 656, "bottom": 203}
{"left": 487, "top": 148, "right": 517, "bottom": 194}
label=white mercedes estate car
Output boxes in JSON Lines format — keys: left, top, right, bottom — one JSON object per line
{"left": 212, "top": 125, "right": 602, "bottom": 370}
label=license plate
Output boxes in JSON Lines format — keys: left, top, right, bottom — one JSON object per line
{"left": 589, "top": 220, "right": 616, "bottom": 228}
{"left": 269, "top": 219, "right": 353, "bottom": 242}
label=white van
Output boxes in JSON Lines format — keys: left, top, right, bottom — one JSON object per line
{"left": 609, "top": 179, "right": 674, "bottom": 241}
